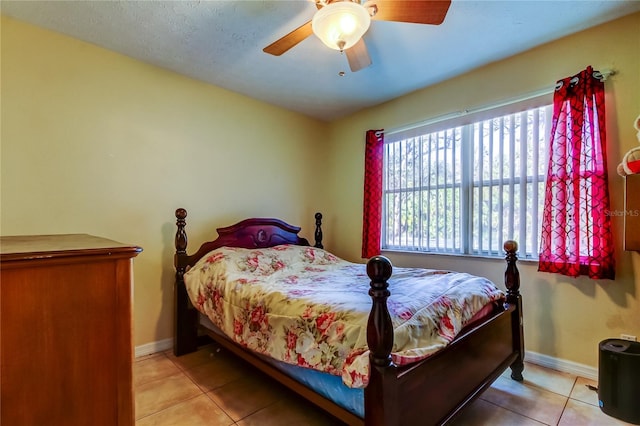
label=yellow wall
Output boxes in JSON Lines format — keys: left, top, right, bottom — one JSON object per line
{"left": 2, "top": 12, "right": 639, "bottom": 371}
{"left": 1, "top": 16, "right": 327, "bottom": 347}
{"left": 326, "top": 13, "right": 640, "bottom": 369}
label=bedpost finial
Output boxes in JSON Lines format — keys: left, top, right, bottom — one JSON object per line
{"left": 504, "top": 240, "right": 520, "bottom": 301}
{"left": 175, "top": 208, "right": 188, "bottom": 254}
{"left": 367, "top": 256, "right": 393, "bottom": 282}
{"left": 314, "top": 212, "right": 324, "bottom": 249}
{"left": 504, "top": 240, "right": 518, "bottom": 254}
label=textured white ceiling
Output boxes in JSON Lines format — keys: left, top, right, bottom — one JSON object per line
{"left": 2, "top": 0, "right": 639, "bottom": 121}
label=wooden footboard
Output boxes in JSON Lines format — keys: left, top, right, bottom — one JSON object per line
{"left": 173, "top": 209, "right": 524, "bottom": 426}
{"left": 364, "top": 242, "right": 524, "bottom": 425}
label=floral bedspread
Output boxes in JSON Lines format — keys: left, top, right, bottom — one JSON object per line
{"left": 183, "top": 245, "right": 504, "bottom": 388}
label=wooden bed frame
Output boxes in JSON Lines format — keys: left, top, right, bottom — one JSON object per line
{"left": 173, "top": 208, "right": 524, "bottom": 426}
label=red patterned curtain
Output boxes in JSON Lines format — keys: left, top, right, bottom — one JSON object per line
{"left": 362, "top": 129, "right": 384, "bottom": 258}
{"left": 538, "top": 66, "right": 614, "bottom": 279}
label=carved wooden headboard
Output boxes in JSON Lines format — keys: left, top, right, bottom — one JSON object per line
{"left": 174, "top": 208, "right": 322, "bottom": 269}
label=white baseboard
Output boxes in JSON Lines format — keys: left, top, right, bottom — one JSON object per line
{"left": 133, "top": 338, "right": 598, "bottom": 381}
{"left": 526, "top": 350, "right": 598, "bottom": 381}
{"left": 135, "top": 337, "right": 173, "bottom": 358}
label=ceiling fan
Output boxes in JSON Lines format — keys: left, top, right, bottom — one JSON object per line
{"left": 263, "top": 0, "right": 452, "bottom": 72}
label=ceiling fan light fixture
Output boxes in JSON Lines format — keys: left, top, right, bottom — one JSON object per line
{"left": 312, "top": 1, "right": 371, "bottom": 51}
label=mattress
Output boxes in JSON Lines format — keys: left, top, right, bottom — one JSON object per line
{"left": 185, "top": 244, "right": 505, "bottom": 388}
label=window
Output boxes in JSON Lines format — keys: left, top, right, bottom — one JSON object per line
{"left": 382, "top": 103, "right": 552, "bottom": 259}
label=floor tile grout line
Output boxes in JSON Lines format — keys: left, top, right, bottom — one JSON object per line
{"left": 567, "top": 394, "right": 599, "bottom": 408}
{"left": 135, "top": 370, "right": 194, "bottom": 390}
{"left": 478, "top": 373, "right": 578, "bottom": 425}
{"left": 137, "top": 350, "right": 602, "bottom": 426}
{"left": 144, "top": 357, "right": 270, "bottom": 424}
{"left": 135, "top": 392, "right": 205, "bottom": 422}
{"left": 526, "top": 375, "right": 579, "bottom": 399}
{"left": 567, "top": 379, "right": 600, "bottom": 408}
{"left": 164, "top": 346, "right": 224, "bottom": 373}
{"left": 555, "top": 394, "right": 572, "bottom": 426}
{"left": 557, "top": 375, "right": 578, "bottom": 424}
{"left": 203, "top": 389, "right": 282, "bottom": 424}
{"left": 134, "top": 351, "right": 170, "bottom": 364}
{"left": 478, "top": 397, "right": 556, "bottom": 425}
{"left": 133, "top": 359, "right": 190, "bottom": 388}
{"left": 135, "top": 356, "right": 210, "bottom": 422}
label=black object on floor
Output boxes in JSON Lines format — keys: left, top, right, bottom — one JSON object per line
{"left": 598, "top": 338, "right": 640, "bottom": 425}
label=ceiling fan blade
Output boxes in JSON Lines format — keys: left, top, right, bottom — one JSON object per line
{"left": 263, "top": 21, "right": 313, "bottom": 56}
{"left": 365, "top": 0, "right": 451, "bottom": 25}
{"left": 346, "top": 38, "right": 372, "bottom": 72}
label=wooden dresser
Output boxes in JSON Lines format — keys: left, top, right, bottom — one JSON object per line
{"left": 0, "top": 234, "right": 142, "bottom": 425}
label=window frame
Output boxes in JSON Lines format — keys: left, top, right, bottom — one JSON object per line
{"left": 381, "top": 97, "right": 553, "bottom": 260}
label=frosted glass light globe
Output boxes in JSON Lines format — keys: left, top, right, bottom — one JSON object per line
{"left": 312, "top": 2, "right": 371, "bottom": 51}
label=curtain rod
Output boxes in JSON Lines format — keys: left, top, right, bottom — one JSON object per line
{"left": 388, "top": 68, "right": 615, "bottom": 136}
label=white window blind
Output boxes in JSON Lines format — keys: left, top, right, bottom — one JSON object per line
{"left": 382, "top": 99, "right": 552, "bottom": 259}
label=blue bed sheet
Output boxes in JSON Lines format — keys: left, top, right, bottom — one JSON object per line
{"left": 264, "top": 355, "right": 365, "bottom": 418}
{"left": 201, "top": 315, "right": 364, "bottom": 417}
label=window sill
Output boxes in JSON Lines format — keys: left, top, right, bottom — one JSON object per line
{"left": 381, "top": 248, "right": 540, "bottom": 265}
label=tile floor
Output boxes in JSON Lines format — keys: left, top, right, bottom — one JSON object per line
{"left": 135, "top": 344, "right": 634, "bottom": 425}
